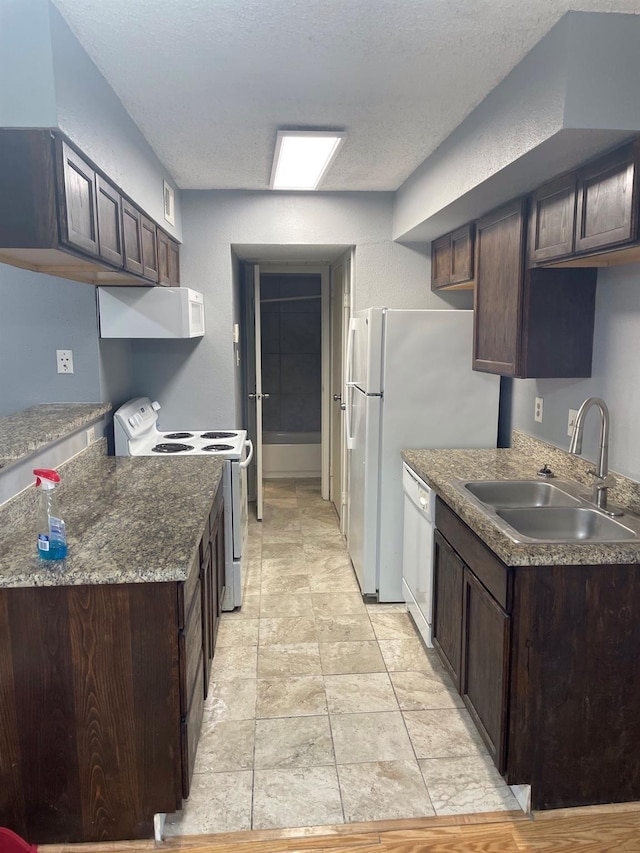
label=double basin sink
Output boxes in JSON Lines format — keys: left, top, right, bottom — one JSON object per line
{"left": 457, "top": 479, "right": 638, "bottom": 544}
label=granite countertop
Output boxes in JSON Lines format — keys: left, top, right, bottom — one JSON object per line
{"left": 0, "top": 402, "right": 112, "bottom": 470}
{"left": 402, "top": 431, "right": 640, "bottom": 567}
{"left": 0, "top": 450, "right": 224, "bottom": 588}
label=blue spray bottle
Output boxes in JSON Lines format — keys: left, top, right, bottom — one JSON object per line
{"left": 34, "top": 468, "right": 67, "bottom": 560}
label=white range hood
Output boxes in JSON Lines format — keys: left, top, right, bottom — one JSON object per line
{"left": 98, "top": 287, "right": 205, "bottom": 339}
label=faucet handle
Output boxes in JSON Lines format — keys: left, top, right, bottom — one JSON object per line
{"left": 587, "top": 469, "right": 616, "bottom": 488}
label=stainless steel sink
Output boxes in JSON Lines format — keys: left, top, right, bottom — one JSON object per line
{"left": 463, "top": 480, "right": 579, "bottom": 508}
{"left": 496, "top": 506, "right": 637, "bottom": 542}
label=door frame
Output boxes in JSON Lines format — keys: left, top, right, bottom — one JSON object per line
{"left": 257, "top": 263, "right": 330, "bottom": 499}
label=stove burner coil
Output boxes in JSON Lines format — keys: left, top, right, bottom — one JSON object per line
{"left": 201, "top": 431, "right": 236, "bottom": 439}
{"left": 163, "top": 432, "right": 194, "bottom": 439}
{"left": 152, "top": 443, "right": 194, "bottom": 453}
{"left": 202, "top": 444, "right": 234, "bottom": 452}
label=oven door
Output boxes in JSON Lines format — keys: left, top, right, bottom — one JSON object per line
{"left": 233, "top": 440, "right": 252, "bottom": 559}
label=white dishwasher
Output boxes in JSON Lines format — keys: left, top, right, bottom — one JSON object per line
{"left": 402, "top": 462, "right": 436, "bottom": 647}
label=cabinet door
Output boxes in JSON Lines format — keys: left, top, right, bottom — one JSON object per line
{"left": 157, "top": 229, "right": 171, "bottom": 286}
{"left": 473, "top": 198, "right": 526, "bottom": 376}
{"left": 575, "top": 144, "right": 638, "bottom": 254}
{"left": 461, "top": 567, "right": 510, "bottom": 773}
{"left": 141, "top": 214, "right": 159, "bottom": 282}
{"left": 210, "top": 516, "right": 222, "bottom": 646}
{"left": 450, "top": 223, "right": 475, "bottom": 284}
{"left": 96, "top": 175, "right": 124, "bottom": 267}
{"left": 432, "top": 530, "right": 464, "bottom": 689}
{"left": 122, "top": 199, "right": 144, "bottom": 276}
{"left": 528, "top": 173, "right": 576, "bottom": 264}
{"left": 57, "top": 139, "right": 99, "bottom": 256}
{"left": 200, "top": 542, "right": 212, "bottom": 690}
{"left": 431, "top": 234, "right": 452, "bottom": 288}
{"left": 168, "top": 239, "right": 180, "bottom": 285}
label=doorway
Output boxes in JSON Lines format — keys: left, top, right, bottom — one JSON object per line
{"left": 242, "top": 262, "right": 331, "bottom": 519}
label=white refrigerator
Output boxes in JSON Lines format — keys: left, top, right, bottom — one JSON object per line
{"left": 346, "top": 308, "right": 500, "bottom": 602}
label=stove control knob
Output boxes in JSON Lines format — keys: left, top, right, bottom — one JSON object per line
{"left": 151, "top": 401, "right": 161, "bottom": 412}
{"left": 128, "top": 416, "right": 136, "bottom": 427}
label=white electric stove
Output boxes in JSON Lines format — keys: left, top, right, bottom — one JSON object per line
{"left": 113, "top": 397, "right": 252, "bottom": 610}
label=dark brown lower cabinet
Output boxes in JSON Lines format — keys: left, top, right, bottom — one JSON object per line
{"left": 0, "top": 485, "right": 224, "bottom": 843}
{"left": 461, "top": 567, "right": 510, "bottom": 773}
{"left": 433, "top": 494, "right": 640, "bottom": 811}
{"left": 432, "top": 530, "right": 463, "bottom": 689}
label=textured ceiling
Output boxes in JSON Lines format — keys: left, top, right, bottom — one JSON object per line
{"left": 52, "top": 0, "right": 640, "bottom": 192}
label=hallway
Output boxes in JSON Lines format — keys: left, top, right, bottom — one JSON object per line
{"left": 164, "top": 479, "right": 519, "bottom": 836}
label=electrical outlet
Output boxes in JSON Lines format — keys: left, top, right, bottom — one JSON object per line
{"left": 568, "top": 408, "right": 579, "bottom": 437}
{"left": 86, "top": 426, "right": 96, "bottom": 446}
{"left": 534, "top": 396, "right": 543, "bottom": 423}
{"left": 56, "top": 349, "right": 74, "bottom": 374}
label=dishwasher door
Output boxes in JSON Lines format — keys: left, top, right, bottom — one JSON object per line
{"left": 402, "top": 463, "right": 435, "bottom": 647}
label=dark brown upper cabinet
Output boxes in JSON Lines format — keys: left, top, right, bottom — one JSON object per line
{"left": 122, "top": 199, "right": 144, "bottom": 276}
{"left": 575, "top": 142, "right": 639, "bottom": 254}
{"left": 474, "top": 197, "right": 597, "bottom": 378}
{"left": 158, "top": 228, "right": 181, "bottom": 287}
{"left": 96, "top": 175, "right": 124, "bottom": 267}
{"left": 528, "top": 172, "right": 577, "bottom": 264}
{"left": 0, "top": 128, "right": 178, "bottom": 286}
{"left": 431, "top": 223, "right": 475, "bottom": 290}
{"left": 56, "top": 138, "right": 99, "bottom": 257}
{"left": 141, "top": 215, "right": 159, "bottom": 282}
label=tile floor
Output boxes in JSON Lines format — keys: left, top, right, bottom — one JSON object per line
{"left": 164, "top": 478, "right": 519, "bottom": 835}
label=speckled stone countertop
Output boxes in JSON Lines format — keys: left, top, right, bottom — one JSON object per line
{"left": 402, "top": 431, "right": 640, "bottom": 567}
{"left": 0, "top": 449, "right": 224, "bottom": 588}
{"left": 0, "top": 402, "right": 112, "bottom": 470}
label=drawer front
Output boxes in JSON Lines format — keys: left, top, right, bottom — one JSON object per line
{"left": 180, "top": 654, "right": 205, "bottom": 800}
{"left": 435, "top": 498, "right": 511, "bottom": 611}
{"left": 178, "top": 548, "right": 202, "bottom": 629}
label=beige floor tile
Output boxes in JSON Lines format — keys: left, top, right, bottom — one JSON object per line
{"left": 254, "top": 715, "right": 334, "bottom": 769}
{"left": 308, "top": 568, "right": 360, "bottom": 593}
{"left": 260, "top": 593, "right": 313, "bottom": 618}
{"left": 378, "top": 638, "right": 438, "bottom": 672}
{"left": 403, "top": 708, "right": 486, "bottom": 759}
{"left": 210, "top": 646, "right": 258, "bottom": 680}
{"left": 331, "top": 711, "right": 414, "bottom": 764}
{"left": 311, "top": 592, "right": 366, "bottom": 616}
{"left": 315, "top": 615, "right": 375, "bottom": 642}
{"left": 419, "top": 754, "right": 519, "bottom": 815}
{"left": 216, "top": 618, "right": 260, "bottom": 647}
{"left": 304, "top": 527, "right": 346, "bottom": 542}
{"left": 258, "top": 643, "right": 322, "bottom": 677}
{"left": 259, "top": 616, "right": 318, "bottom": 646}
{"left": 262, "top": 530, "right": 304, "bottom": 545}
{"left": 338, "top": 760, "right": 435, "bottom": 822}
{"left": 304, "top": 540, "right": 349, "bottom": 559}
{"left": 262, "top": 497, "right": 299, "bottom": 509}
{"left": 390, "top": 670, "right": 464, "bottom": 711}
{"left": 193, "top": 719, "right": 255, "bottom": 773}
{"left": 164, "top": 770, "right": 253, "bottom": 835}
{"left": 252, "top": 766, "right": 343, "bottom": 829}
{"left": 262, "top": 543, "right": 306, "bottom": 561}
{"left": 262, "top": 507, "right": 302, "bottom": 533}
{"left": 325, "top": 672, "right": 399, "bottom": 714}
{"left": 319, "top": 641, "right": 385, "bottom": 675}
{"left": 369, "top": 612, "right": 419, "bottom": 640}
{"left": 261, "top": 556, "right": 308, "bottom": 577}
{"left": 227, "top": 593, "right": 260, "bottom": 619}
{"left": 264, "top": 478, "right": 299, "bottom": 493}
{"left": 203, "top": 679, "right": 257, "bottom": 722}
{"left": 260, "top": 573, "right": 311, "bottom": 594}
{"left": 256, "top": 676, "right": 327, "bottom": 718}
{"left": 366, "top": 603, "right": 407, "bottom": 613}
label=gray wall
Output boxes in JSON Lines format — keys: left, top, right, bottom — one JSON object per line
{"left": 509, "top": 264, "right": 640, "bottom": 480}
{"left": 0, "top": 267, "right": 100, "bottom": 415}
{"left": 128, "top": 190, "right": 468, "bottom": 429}
{"left": 0, "top": 0, "right": 57, "bottom": 127}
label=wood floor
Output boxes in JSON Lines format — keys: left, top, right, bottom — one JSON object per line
{"left": 39, "top": 802, "right": 640, "bottom": 853}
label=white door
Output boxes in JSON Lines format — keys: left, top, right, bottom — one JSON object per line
{"left": 329, "top": 261, "right": 344, "bottom": 521}
{"left": 253, "top": 265, "right": 264, "bottom": 520}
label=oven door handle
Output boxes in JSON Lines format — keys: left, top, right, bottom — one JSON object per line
{"left": 240, "top": 439, "right": 254, "bottom": 468}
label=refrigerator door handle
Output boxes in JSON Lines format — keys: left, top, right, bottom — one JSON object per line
{"left": 345, "top": 317, "right": 357, "bottom": 450}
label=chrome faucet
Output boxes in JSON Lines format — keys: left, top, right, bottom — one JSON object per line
{"left": 569, "top": 397, "right": 616, "bottom": 512}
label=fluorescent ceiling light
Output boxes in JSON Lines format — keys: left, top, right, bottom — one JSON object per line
{"left": 270, "top": 130, "right": 346, "bottom": 190}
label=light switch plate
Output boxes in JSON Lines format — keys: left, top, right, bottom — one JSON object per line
{"left": 56, "top": 349, "right": 74, "bottom": 374}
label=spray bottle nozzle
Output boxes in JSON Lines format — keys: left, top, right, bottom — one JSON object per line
{"left": 33, "top": 468, "right": 61, "bottom": 489}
